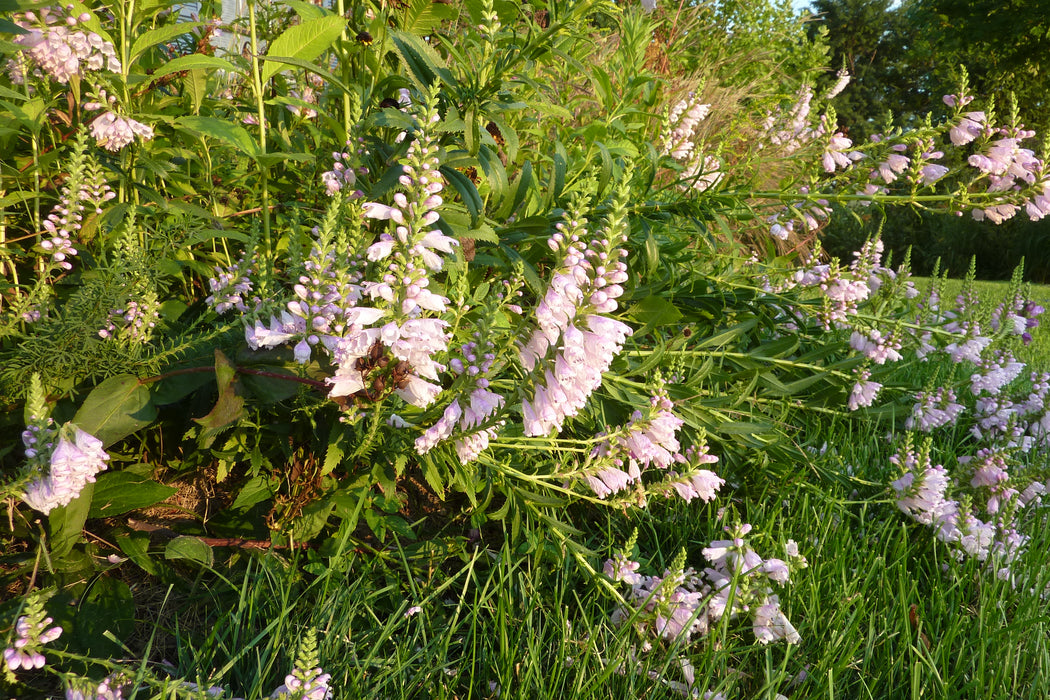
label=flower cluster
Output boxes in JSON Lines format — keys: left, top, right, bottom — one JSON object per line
{"left": 87, "top": 111, "right": 154, "bottom": 152}
{"left": 39, "top": 140, "right": 115, "bottom": 273}
{"left": 245, "top": 230, "right": 371, "bottom": 365}
{"left": 321, "top": 137, "right": 369, "bottom": 197}
{"left": 579, "top": 391, "right": 724, "bottom": 505}
{"left": 64, "top": 672, "right": 132, "bottom": 700}
{"left": 607, "top": 525, "right": 805, "bottom": 646}
{"left": 889, "top": 441, "right": 1030, "bottom": 577}
{"left": 270, "top": 667, "right": 332, "bottom": 700}
{"left": 98, "top": 294, "right": 160, "bottom": 343}
{"left": 848, "top": 368, "right": 882, "bottom": 411}
{"left": 324, "top": 98, "right": 457, "bottom": 409}
{"left": 206, "top": 249, "right": 257, "bottom": 315}
{"left": 21, "top": 423, "right": 109, "bottom": 515}
{"left": 415, "top": 336, "right": 505, "bottom": 462}
{"left": 286, "top": 86, "right": 319, "bottom": 120}
{"left": 991, "top": 291, "right": 1044, "bottom": 344}
{"left": 519, "top": 188, "right": 632, "bottom": 436}
{"left": 906, "top": 386, "right": 966, "bottom": 431}
{"left": 4, "top": 596, "right": 62, "bottom": 673}
{"left": 12, "top": 5, "right": 121, "bottom": 84}
{"left": 584, "top": 390, "right": 686, "bottom": 499}
{"left": 765, "top": 192, "right": 833, "bottom": 240}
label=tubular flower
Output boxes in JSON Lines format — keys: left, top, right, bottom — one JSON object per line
{"left": 21, "top": 424, "right": 109, "bottom": 515}
{"left": 520, "top": 173, "right": 634, "bottom": 436}
{"left": 328, "top": 93, "right": 457, "bottom": 408}
{"left": 12, "top": 6, "right": 121, "bottom": 84}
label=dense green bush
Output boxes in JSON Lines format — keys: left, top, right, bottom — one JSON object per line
{"left": 2, "top": 1, "right": 1050, "bottom": 698}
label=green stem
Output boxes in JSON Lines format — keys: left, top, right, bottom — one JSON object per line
{"left": 624, "top": 348, "right": 854, "bottom": 380}
{"left": 247, "top": 0, "right": 272, "bottom": 257}
{"left": 336, "top": 0, "right": 351, "bottom": 137}
{"left": 31, "top": 133, "right": 42, "bottom": 276}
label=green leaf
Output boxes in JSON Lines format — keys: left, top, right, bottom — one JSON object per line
{"left": 290, "top": 496, "right": 336, "bottom": 541}
{"left": 627, "top": 296, "right": 683, "bottom": 336}
{"left": 165, "top": 536, "right": 214, "bottom": 567}
{"left": 694, "top": 318, "right": 758, "bottom": 349}
{"left": 194, "top": 350, "right": 246, "bottom": 448}
{"left": 322, "top": 423, "right": 347, "bottom": 476}
{"left": 48, "top": 483, "right": 94, "bottom": 559}
{"left": 254, "top": 152, "right": 314, "bottom": 167}
{"left": 73, "top": 577, "right": 135, "bottom": 658}
{"left": 147, "top": 54, "right": 240, "bottom": 83}
{"left": 389, "top": 30, "right": 457, "bottom": 92}
{"left": 400, "top": 0, "right": 456, "bottom": 35}
{"left": 260, "top": 15, "right": 347, "bottom": 83}
{"left": 130, "top": 22, "right": 205, "bottom": 63}
{"left": 258, "top": 55, "right": 350, "bottom": 95}
{"left": 73, "top": 375, "right": 157, "bottom": 447}
{"left": 644, "top": 231, "right": 660, "bottom": 277}
{"left": 88, "top": 471, "right": 178, "bottom": 518}
{"left": 282, "top": 0, "right": 327, "bottom": 20}
{"left": 232, "top": 476, "right": 276, "bottom": 510}
{"left": 176, "top": 116, "right": 258, "bottom": 155}
{"left": 116, "top": 530, "right": 160, "bottom": 575}
{"left": 441, "top": 165, "right": 483, "bottom": 227}
{"left": 184, "top": 68, "right": 209, "bottom": 115}
{"left": 496, "top": 159, "right": 533, "bottom": 220}
{"left": 477, "top": 145, "right": 508, "bottom": 210}
{"left": 439, "top": 208, "right": 498, "bottom": 243}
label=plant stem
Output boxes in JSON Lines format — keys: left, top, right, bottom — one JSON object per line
{"left": 336, "top": 0, "right": 351, "bottom": 137}
{"left": 247, "top": 0, "right": 272, "bottom": 257}
{"left": 141, "top": 365, "right": 329, "bottom": 390}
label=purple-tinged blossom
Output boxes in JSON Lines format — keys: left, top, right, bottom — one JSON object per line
{"left": 88, "top": 112, "right": 153, "bottom": 151}
{"left": 98, "top": 297, "right": 160, "bottom": 342}
{"left": 271, "top": 667, "right": 332, "bottom": 700}
{"left": 39, "top": 155, "right": 115, "bottom": 272}
{"left": 666, "top": 443, "right": 723, "bottom": 503}
{"left": 321, "top": 137, "right": 368, "bottom": 196}
{"left": 415, "top": 339, "right": 505, "bottom": 462}
{"left": 603, "top": 553, "right": 643, "bottom": 585}
{"left": 21, "top": 424, "right": 109, "bottom": 514}
{"left": 850, "top": 329, "right": 902, "bottom": 364}
{"left": 949, "top": 111, "right": 986, "bottom": 146}
{"left": 610, "top": 525, "right": 799, "bottom": 646}
{"left": 660, "top": 97, "right": 710, "bottom": 162}
{"left": 206, "top": 251, "right": 257, "bottom": 315}
{"left": 4, "top": 597, "right": 62, "bottom": 674}
{"left": 874, "top": 153, "right": 910, "bottom": 184}
{"left": 943, "top": 93, "right": 974, "bottom": 108}
{"left": 891, "top": 453, "right": 953, "bottom": 526}
{"left": 905, "top": 387, "right": 966, "bottom": 431}
{"left": 12, "top": 6, "right": 121, "bottom": 84}
{"left": 848, "top": 368, "right": 882, "bottom": 410}
{"left": 520, "top": 203, "right": 633, "bottom": 436}
{"left": 970, "top": 351, "right": 1025, "bottom": 396}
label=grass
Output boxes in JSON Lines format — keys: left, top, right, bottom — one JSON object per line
{"left": 159, "top": 444, "right": 1050, "bottom": 699}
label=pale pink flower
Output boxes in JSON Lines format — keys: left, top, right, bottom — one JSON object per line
{"left": 89, "top": 112, "right": 154, "bottom": 151}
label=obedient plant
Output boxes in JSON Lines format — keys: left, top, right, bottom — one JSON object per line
{"left": 3, "top": 0, "right": 1050, "bottom": 696}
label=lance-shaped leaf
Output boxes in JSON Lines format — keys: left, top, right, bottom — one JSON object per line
{"left": 260, "top": 15, "right": 347, "bottom": 83}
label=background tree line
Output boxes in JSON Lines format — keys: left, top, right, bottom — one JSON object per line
{"left": 805, "top": 0, "right": 1050, "bottom": 281}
